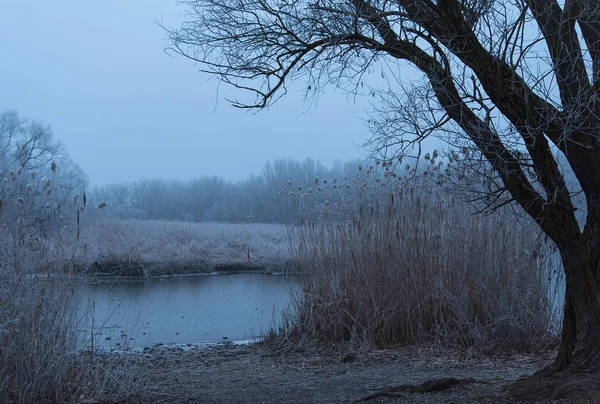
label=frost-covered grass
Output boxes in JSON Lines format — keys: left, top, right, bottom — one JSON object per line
{"left": 280, "top": 166, "right": 559, "bottom": 355}
{"left": 45, "top": 219, "right": 293, "bottom": 276}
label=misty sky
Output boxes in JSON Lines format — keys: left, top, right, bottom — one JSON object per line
{"left": 0, "top": 1, "right": 381, "bottom": 186}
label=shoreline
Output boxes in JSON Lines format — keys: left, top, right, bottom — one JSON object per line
{"left": 86, "top": 339, "right": 261, "bottom": 355}
{"left": 86, "top": 271, "right": 291, "bottom": 282}
{"left": 102, "top": 342, "right": 566, "bottom": 403}
{"left": 60, "top": 258, "right": 299, "bottom": 279}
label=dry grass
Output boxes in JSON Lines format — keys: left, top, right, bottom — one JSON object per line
{"left": 0, "top": 226, "right": 149, "bottom": 403}
{"left": 284, "top": 173, "right": 558, "bottom": 354}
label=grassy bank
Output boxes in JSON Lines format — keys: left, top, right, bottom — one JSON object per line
{"left": 41, "top": 219, "right": 293, "bottom": 277}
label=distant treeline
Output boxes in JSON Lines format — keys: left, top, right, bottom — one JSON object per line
{"left": 88, "top": 158, "right": 369, "bottom": 223}
{"left": 1, "top": 108, "right": 584, "bottom": 227}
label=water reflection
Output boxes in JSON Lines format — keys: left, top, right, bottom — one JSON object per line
{"left": 79, "top": 274, "right": 299, "bottom": 349}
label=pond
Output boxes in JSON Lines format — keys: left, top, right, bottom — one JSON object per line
{"left": 78, "top": 274, "right": 300, "bottom": 350}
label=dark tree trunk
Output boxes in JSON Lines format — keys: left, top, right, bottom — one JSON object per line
{"left": 546, "top": 289, "right": 576, "bottom": 374}
{"left": 512, "top": 235, "right": 600, "bottom": 399}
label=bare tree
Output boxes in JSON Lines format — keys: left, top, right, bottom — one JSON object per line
{"left": 0, "top": 111, "right": 64, "bottom": 171}
{"left": 166, "top": 0, "right": 600, "bottom": 398}
{"left": 0, "top": 110, "right": 87, "bottom": 226}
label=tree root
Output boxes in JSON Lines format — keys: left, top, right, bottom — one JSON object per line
{"left": 354, "top": 377, "right": 489, "bottom": 402}
{"left": 509, "top": 370, "right": 600, "bottom": 401}
{"left": 507, "top": 374, "right": 553, "bottom": 401}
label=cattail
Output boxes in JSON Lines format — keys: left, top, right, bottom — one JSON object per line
{"left": 83, "top": 191, "right": 87, "bottom": 207}
{"left": 424, "top": 153, "right": 431, "bottom": 161}
{"left": 51, "top": 161, "right": 57, "bottom": 172}
{"left": 433, "top": 149, "right": 439, "bottom": 159}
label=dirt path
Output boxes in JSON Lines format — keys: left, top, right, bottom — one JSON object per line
{"left": 122, "top": 343, "right": 567, "bottom": 403}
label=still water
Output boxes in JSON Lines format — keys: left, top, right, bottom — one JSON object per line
{"left": 79, "top": 274, "right": 299, "bottom": 350}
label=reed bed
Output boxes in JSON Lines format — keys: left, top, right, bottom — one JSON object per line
{"left": 0, "top": 168, "right": 146, "bottom": 402}
{"left": 285, "top": 166, "right": 558, "bottom": 354}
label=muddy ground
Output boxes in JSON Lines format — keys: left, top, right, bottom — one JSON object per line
{"left": 114, "top": 343, "right": 574, "bottom": 403}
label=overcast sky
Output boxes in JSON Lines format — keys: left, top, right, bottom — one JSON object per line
{"left": 0, "top": 1, "right": 379, "bottom": 186}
